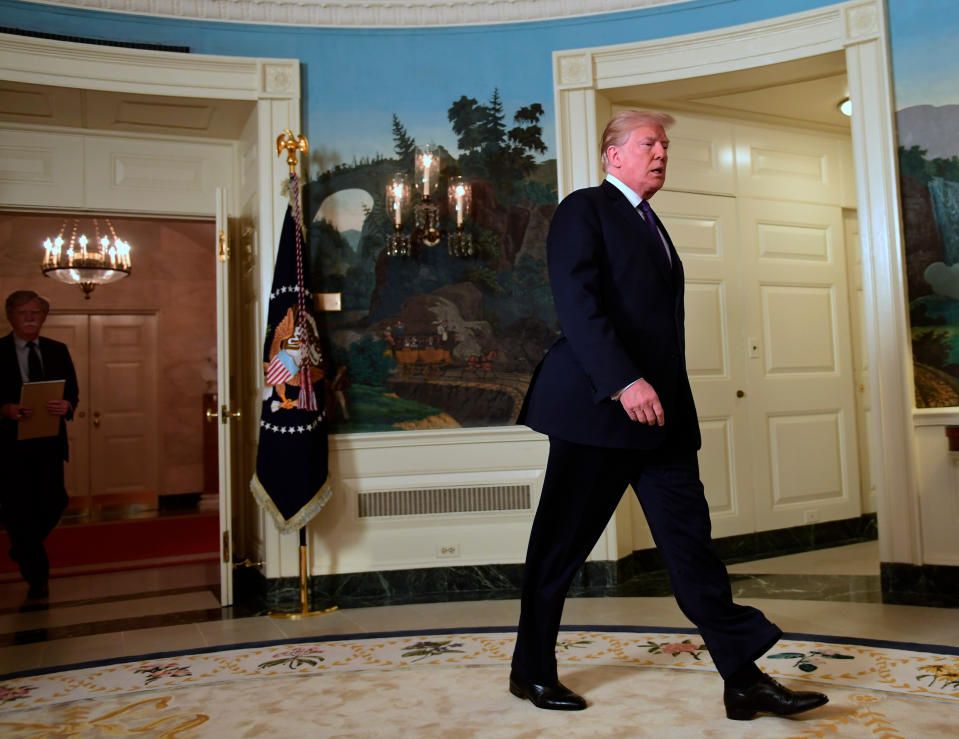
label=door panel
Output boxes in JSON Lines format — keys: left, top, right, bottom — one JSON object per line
{"left": 655, "top": 189, "right": 754, "bottom": 537}
{"left": 739, "top": 197, "right": 861, "bottom": 529}
{"left": 42, "top": 315, "right": 90, "bottom": 512}
{"left": 89, "top": 314, "right": 159, "bottom": 501}
{"left": 659, "top": 114, "right": 736, "bottom": 196}
{"left": 733, "top": 122, "right": 842, "bottom": 206}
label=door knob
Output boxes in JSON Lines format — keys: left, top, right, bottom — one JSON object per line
{"left": 207, "top": 406, "right": 241, "bottom": 424}
{"left": 92, "top": 411, "right": 101, "bottom": 427}
{"left": 736, "top": 390, "right": 745, "bottom": 398}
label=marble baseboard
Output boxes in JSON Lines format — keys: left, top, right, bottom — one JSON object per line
{"left": 624, "top": 513, "right": 878, "bottom": 575}
{"left": 880, "top": 562, "right": 959, "bottom": 608}
{"left": 240, "top": 514, "right": 880, "bottom": 612}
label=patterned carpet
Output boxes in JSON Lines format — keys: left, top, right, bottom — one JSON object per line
{"left": 1, "top": 627, "right": 957, "bottom": 737}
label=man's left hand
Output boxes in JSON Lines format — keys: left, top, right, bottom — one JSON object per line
{"left": 619, "top": 378, "right": 665, "bottom": 426}
{"left": 46, "top": 399, "right": 71, "bottom": 416}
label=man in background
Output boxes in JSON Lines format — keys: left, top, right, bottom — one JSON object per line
{"left": 0, "top": 290, "right": 78, "bottom": 599}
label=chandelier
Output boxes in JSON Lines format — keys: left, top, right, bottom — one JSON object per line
{"left": 41, "top": 216, "right": 132, "bottom": 299}
{"left": 386, "top": 145, "right": 473, "bottom": 258}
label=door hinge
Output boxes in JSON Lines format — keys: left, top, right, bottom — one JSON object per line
{"left": 222, "top": 530, "right": 231, "bottom": 563}
{"left": 218, "top": 230, "right": 229, "bottom": 262}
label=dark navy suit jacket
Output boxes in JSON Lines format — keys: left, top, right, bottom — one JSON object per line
{"left": 0, "top": 332, "right": 79, "bottom": 462}
{"left": 519, "top": 180, "right": 701, "bottom": 451}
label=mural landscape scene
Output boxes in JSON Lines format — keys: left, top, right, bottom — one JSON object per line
{"left": 307, "top": 90, "right": 559, "bottom": 432}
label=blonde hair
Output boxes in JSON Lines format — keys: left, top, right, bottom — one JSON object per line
{"left": 600, "top": 110, "right": 675, "bottom": 171}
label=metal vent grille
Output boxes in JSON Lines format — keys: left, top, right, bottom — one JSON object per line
{"left": 358, "top": 485, "right": 531, "bottom": 518}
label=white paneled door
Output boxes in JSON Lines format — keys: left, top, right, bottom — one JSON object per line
{"left": 651, "top": 113, "right": 862, "bottom": 538}
{"left": 42, "top": 314, "right": 159, "bottom": 515}
{"left": 739, "top": 198, "right": 861, "bottom": 530}
{"left": 653, "top": 189, "right": 755, "bottom": 539}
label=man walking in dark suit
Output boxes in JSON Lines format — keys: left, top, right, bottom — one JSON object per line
{"left": 509, "top": 111, "right": 828, "bottom": 720}
{"left": 1, "top": 290, "right": 79, "bottom": 599}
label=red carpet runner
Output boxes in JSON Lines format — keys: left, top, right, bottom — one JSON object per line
{"left": 0, "top": 513, "right": 219, "bottom": 579}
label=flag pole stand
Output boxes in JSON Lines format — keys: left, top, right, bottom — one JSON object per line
{"left": 271, "top": 528, "right": 338, "bottom": 619}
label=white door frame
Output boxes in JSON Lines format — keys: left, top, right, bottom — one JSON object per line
{"left": 0, "top": 32, "right": 303, "bottom": 590}
{"left": 553, "top": 0, "right": 919, "bottom": 565}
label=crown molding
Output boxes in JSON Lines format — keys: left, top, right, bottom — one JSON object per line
{"left": 22, "top": 0, "right": 687, "bottom": 28}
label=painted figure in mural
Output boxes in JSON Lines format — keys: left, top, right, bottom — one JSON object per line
{"left": 329, "top": 365, "right": 351, "bottom": 421}
{"left": 510, "top": 111, "right": 830, "bottom": 720}
{"left": 0, "top": 290, "right": 79, "bottom": 600}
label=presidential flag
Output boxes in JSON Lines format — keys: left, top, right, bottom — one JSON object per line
{"left": 250, "top": 197, "right": 331, "bottom": 532}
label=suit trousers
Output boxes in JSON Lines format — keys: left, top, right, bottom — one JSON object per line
{"left": 1, "top": 438, "right": 68, "bottom": 589}
{"left": 511, "top": 436, "right": 782, "bottom": 684}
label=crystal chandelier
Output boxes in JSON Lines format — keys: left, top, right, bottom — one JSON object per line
{"left": 41, "top": 216, "right": 132, "bottom": 299}
{"left": 386, "top": 144, "right": 473, "bottom": 258}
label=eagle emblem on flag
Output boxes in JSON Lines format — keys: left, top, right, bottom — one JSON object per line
{"left": 263, "top": 306, "right": 322, "bottom": 412}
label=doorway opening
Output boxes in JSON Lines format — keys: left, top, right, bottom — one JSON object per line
{"left": 0, "top": 210, "right": 220, "bottom": 581}
{"left": 615, "top": 51, "right": 875, "bottom": 538}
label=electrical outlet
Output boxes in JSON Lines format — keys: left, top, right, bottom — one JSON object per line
{"left": 438, "top": 543, "right": 460, "bottom": 558}
{"left": 803, "top": 509, "right": 820, "bottom": 523}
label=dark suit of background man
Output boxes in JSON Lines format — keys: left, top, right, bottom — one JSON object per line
{"left": 1, "top": 290, "right": 78, "bottom": 599}
{"left": 509, "top": 111, "right": 828, "bottom": 721}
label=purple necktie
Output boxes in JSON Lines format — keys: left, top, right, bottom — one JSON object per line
{"left": 638, "top": 200, "right": 671, "bottom": 268}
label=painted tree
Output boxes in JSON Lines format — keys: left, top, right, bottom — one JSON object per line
{"left": 447, "top": 89, "right": 547, "bottom": 196}
{"left": 392, "top": 113, "right": 417, "bottom": 172}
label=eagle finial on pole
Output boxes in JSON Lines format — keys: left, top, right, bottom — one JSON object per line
{"left": 276, "top": 129, "right": 309, "bottom": 176}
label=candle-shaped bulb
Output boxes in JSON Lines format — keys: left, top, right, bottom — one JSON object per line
{"left": 392, "top": 183, "right": 404, "bottom": 227}
{"left": 456, "top": 186, "right": 466, "bottom": 226}
{"left": 421, "top": 153, "right": 432, "bottom": 196}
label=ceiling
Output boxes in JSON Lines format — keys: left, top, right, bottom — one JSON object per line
{"left": 0, "top": 81, "right": 255, "bottom": 140}
{"left": 24, "top": 0, "right": 689, "bottom": 28}
{"left": 616, "top": 51, "right": 851, "bottom": 134}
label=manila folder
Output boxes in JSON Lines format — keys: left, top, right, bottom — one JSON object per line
{"left": 17, "top": 380, "right": 65, "bottom": 441}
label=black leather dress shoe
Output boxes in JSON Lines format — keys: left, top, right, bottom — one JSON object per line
{"left": 509, "top": 671, "right": 587, "bottom": 711}
{"left": 724, "top": 673, "right": 828, "bottom": 720}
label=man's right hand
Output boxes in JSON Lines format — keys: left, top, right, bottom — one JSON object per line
{"left": 619, "top": 378, "right": 664, "bottom": 426}
{"left": 1, "top": 403, "right": 32, "bottom": 421}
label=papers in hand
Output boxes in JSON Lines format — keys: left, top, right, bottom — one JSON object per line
{"left": 17, "top": 380, "right": 65, "bottom": 440}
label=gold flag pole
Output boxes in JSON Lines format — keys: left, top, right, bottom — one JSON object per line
{"left": 270, "top": 129, "right": 338, "bottom": 620}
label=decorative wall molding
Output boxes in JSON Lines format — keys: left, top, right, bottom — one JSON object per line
{"left": 25, "top": 0, "right": 686, "bottom": 28}
{"left": 555, "top": 52, "right": 592, "bottom": 89}
{"left": 842, "top": 0, "right": 881, "bottom": 43}
{"left": 0, "top": 33, "right": 299, "bottom": 102}
{"left": 261, "top": 62, "right": 297, "bottom": 96}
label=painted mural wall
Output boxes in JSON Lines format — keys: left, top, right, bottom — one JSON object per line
{"left": 888, "top": 0, "right": 959, "bottom": 408}
{"left": 3, "top": 0, "right": 953, "bottom": 425}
